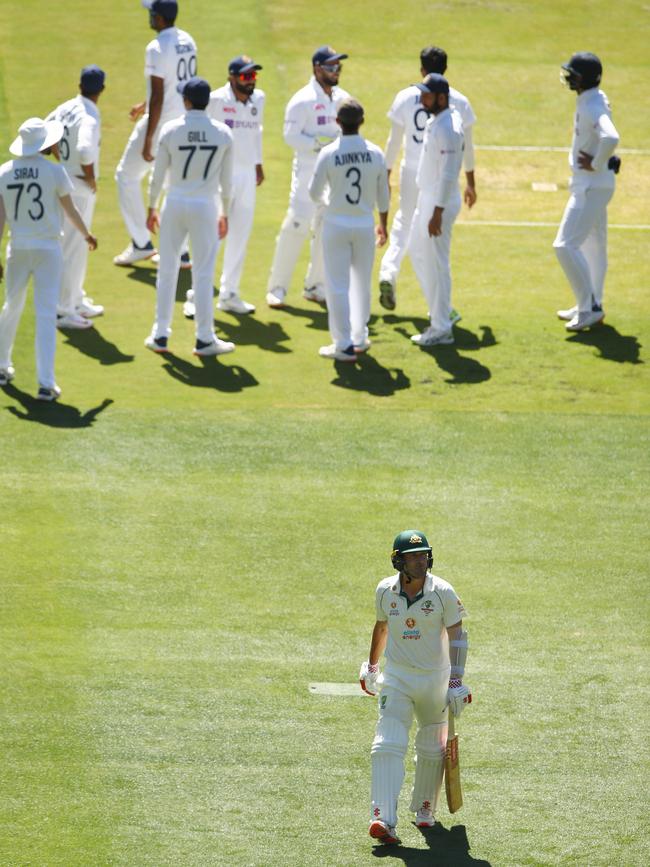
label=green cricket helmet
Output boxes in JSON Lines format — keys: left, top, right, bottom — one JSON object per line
{"left": 391, "top": 530, "right": 433, "bottom": 571}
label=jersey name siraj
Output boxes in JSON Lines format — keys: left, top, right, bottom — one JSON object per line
{"left": 334, "top": 152, "right": 372, "bottom": 166}
{"left": 13, "top": 167, "right": 39, "bottom": 179}
{"left": 187, "top": 131, "right": 208, "bottom": 142}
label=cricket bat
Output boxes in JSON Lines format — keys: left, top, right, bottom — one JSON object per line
{"left": 445, "top": 708, "right": 463, "bottom": 813}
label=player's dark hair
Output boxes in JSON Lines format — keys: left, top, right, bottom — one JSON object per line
{"left": 420, "top": 46, "right": 448, "bottom": 74}
{"left": 339, "top": 121, "right": 360, "bottom": 134}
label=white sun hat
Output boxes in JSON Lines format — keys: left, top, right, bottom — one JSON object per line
{"left": 9, "top": 117, "right": 64, "bottom": 157}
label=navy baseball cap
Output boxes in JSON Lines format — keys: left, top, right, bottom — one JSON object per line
{"left": 178, "top": 77, "right": 211, "bottom": 108}
{"left": 80, "top": 65, "right": 105, "bottom": 94}
{"left": 415, "top": 73, "right": 450, "bottom": 95}
{"left": 229, "top": 55, "right": 262, "bottom": 76}
{"left": 312, "top": 45, "right": 348, "bottom": 66}
{"left": 146, "top": 0, "right": 178, "bottom": 19}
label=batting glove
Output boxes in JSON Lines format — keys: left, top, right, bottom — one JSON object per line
{"left": 359, "top": 661, "right": 380, "bottom": 696}
{"left": 447, "top": 680, "right": 472, "bottom": 717}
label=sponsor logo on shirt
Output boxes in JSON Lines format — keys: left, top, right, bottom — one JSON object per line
{"left": 390, "top": 602, "right": 397, "bottom": 608}
{"left": 406, "top": 618, "right": 416, "bottom": 628}
{"left": 317, "top": 116, "right": 327, "bottom": 126}
{"left": 315, "top": 103, "right": 326, "bottom": 110}
{"left": 223, "top": 107, "right": 237, "bottom": 114}
{"left": 224, "top": 119, "right": 234, "bottom": 128}
{"left": 389, "top": 610, "right": 400, "bottom": 617}
{"left": 402, "top": 629, "right": 421, "bottom": 640}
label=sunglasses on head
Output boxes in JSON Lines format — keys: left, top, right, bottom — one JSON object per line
{"left": 237, "top": 70, "right": 257, "bottom": 82}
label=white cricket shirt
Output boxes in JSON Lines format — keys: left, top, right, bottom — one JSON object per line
{"left": 208, "top": 84, "right": 264, "bottom": 171}
{"left": 386, "top": 84, "right": 475, "bottom": 172}
{"left": 416, "top": 108, "right": 464, "bottom": 208}
{"left": 308, "top": 134, "right": 389, "bottom": 226}
{"left": 569, "top": 88, "right": 619, "bottom": 190}
{"left": 47, "top": 95, "right": 101, "bottom": 180}
{"left": 145, "top": 26, "right": 198, "bottom": 125}
{"left": 283, "top": 76, "right": 351, "bottom": 166}
{"left": 149, "top": 110, "right": 233, "bottom": 210}
{"left": 0, "top": 156, "right": 73, "bottom": 249}
{"left": 375, "top": 572, "right": 468, "bottom": 672}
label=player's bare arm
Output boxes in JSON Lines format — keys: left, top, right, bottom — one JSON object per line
{"left": 80, "top": 162, "right": 97, "bottom": 194}
{"left": 376, "top": 211, "right": 388, "bottom": 247}
{"left": 368, "top": 619, "right": 388, "bottom": 665}
{"left": 146, "top": 207, "right": 160, "bottom": 234}
{"left": 218, "top": 216, "right": 228, "bottom": 239}
{"left": 143, "top": 77, "right": 164, "bottom": 161}
{"left": 255, "top": 164, "right": 265, "bottom": 186}
{"left": 59, "top": 195, "right": 97, "bottom": 249}
{"left": 0, "top": 196, "right": 5, "bottom": 281}
{"left": 464, "top": 170, "right": 477, "bottom": 207}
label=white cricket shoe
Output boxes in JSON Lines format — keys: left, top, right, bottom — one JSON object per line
{"left": 217, "top": 294, "right": 256, "bottom": 314}
{"left": 411, "top": 327, "right": 454, "bottom": 346}
{"left": 144, "top": 335, "right": 169, "bottom": 354}
{"left": 414, "top": 808, "right": 436, "bottom": 828}
{"left": 57, "top": 313, "right": 94, "bottom": 330}
{"left": 378, "top": 280, "right": 396, "bottom": 311}
{"left": 303, "top": 285, "right": 326, "bottom": 304}
{"left": 193, "top": 337, "right": 235, "bottom": 357}
{"left": 266, "top": 287, "right": 287, "bottom": 309}
{"left": 113, "top": 241, "right": 156, "bottom": 266}
{"left": 0, "top": 366, "right": 15, "bottom": 386}
{"left": 565, "top": 309, "right": 605, "bottom": 331}
{"left": 319, "top": 343, "right": 356, "bottom": 362}
{"left": 36, "top": 384, "right": 61, "bottom": 402}
{"left": 183, "top": 289, "right": 195, "bottom": 320}
{"left": 353, "top": 339, "right": 371, "bottom": 353}
{"left": 557, "top": 304, "right": 578, "bottom": 321}
{"left": 76, "top": 297, "right": 104, "bottom": 318}
{"left": 369, "top": 820, "right": 401, "bottom": 845}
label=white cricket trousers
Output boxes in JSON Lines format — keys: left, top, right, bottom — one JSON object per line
{"left": 115, "top": 116, "right": 159, "bottom": 248}
{"left": 379, "top": 164, "right": 418, "bottom": 286}
{"left": 59, "top": 179, "right": 95, "bottom": 315}
{"left": 371, "top": 663, "right": 448, "bottom": 829}
{"left": 322, "top": 219, "right": 375, "bottom": 350}
{"left": 409, "top": 190, "right": 462, "bottom": 333}
{"left": 152, "top": 196, "right": 219, "bottom": 345}
{"left": 553, "top": 185, "right": 614, "bottom": 312}
{"left": 219, "top": 168, "right": 256, "bottom": 298}
{"left": 0, "top": 245, "right": 62, "bottom": 389}
{"left": 267, "top": 156, "right": 325, "bottom": 293}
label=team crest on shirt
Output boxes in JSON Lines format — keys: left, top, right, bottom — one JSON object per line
{"left": 251, "top": 107, "right": 257, "bottom": 116}
{"left": 420, "top": 600, "right": 435, "bottom": 615}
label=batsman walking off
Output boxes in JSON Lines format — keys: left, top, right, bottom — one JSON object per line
{"left": 359, "top": 530, "right": 472, "bottom": 846}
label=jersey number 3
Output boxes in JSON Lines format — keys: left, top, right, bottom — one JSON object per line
{"left": 345, "top": 167, "right": 362, "bottom": 205}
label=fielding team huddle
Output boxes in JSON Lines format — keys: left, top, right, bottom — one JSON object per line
{"left": 0, "top": 0, "right": 620, "bottom": 406}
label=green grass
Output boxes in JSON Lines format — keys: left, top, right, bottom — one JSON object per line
{"left": 1, "top": 1, "right": 649, "bottom": 865}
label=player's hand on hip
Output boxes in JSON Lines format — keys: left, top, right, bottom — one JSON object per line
{"left": 577, "top": 150, "right": 595, "bottom": 171}
{"left": 359, "top": 661, "right": 380, "bottom": 696}
{"left": 218, "top": 216, "right": 228, "bottom": 239}
{"left": 447, "top": 681, "right": 472, "bottom": 717}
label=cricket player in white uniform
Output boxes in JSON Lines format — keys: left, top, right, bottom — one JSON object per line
{"left": 379, "top": 46, "right": 476, "bottom": 313}
{"left": 554, "top": 52, "right": 620, "bottom": 332}
{"left": 145, "top": 78, "right": 235, "bottom": 357}
{"left": 114, "top": 0, "right": 197, "bottom": 266}
{"left": 0, "top": 118, "right": 97, "bottom": 400}
{"left": 47, "top": 65, "right": 105, "bottom": 330}
{"left": 266, "top": 46, "right": 351, "bottom": 309}
{"left": 408, "top": 74, "right": 464, "bottom": 347}
{"left": 359, "top": 530, "right": 471, "bottom": 846}
{"left": 183, "top": 55, "right": 264, "bottom": 319}
{"left": 308, "top": 100, "right": 389, "bottom": 361}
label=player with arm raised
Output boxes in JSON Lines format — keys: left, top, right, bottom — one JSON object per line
{"left": 266, "top": 46, "right": 351, "bottom": 309}
{"left": 145, "top": 77, "right": 234, "bottom": 358}
{"left": 359, "top": 531, "right": 471, "bottom": 845}
{"left": 378, "top": 45, "right": 476, "bottom": 315}
{"left": 308, "top": 100, "right": 389, "bottom": 361}
{"left": 47, "top": 65, "right": 105, "bottom": 330}
{"left": 0, "top": 118, "right": 97, "bottom": 400}
{"left": 114, "top": 0, "right": 197, "bottom": 266}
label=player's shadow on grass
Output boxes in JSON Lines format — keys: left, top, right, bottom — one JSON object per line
{"left": 124, "top": 265, "right": 157, "bottom": 289}
{"left": 395, "top": 324, "right": 493, "bottom": 385}
{"left": 2, "top": 384, "right": 113, "bottom": 428}
{"left": 372, "top": 822, "right": 491, "bottom": 866}
{"left": 61, "top": 327, "right": 135, "bottom": 365}
{"left": 276, "top": 303, "right": 329, "bottom": 331}
{"left": 331, "top": 353, "right": 411, "bottom": 396}
{"left": 566, "top": 323, "right": 642, "bottom": 364}
{"left": 214, "top": 316, "right": 292, "bottom": 353}
{"left": 161, "top": 353, "right": 258, "bottom": 392}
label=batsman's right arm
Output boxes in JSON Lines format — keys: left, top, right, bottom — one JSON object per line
{"left": 368, "top": 619, "right": 388, "bottom": 666}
